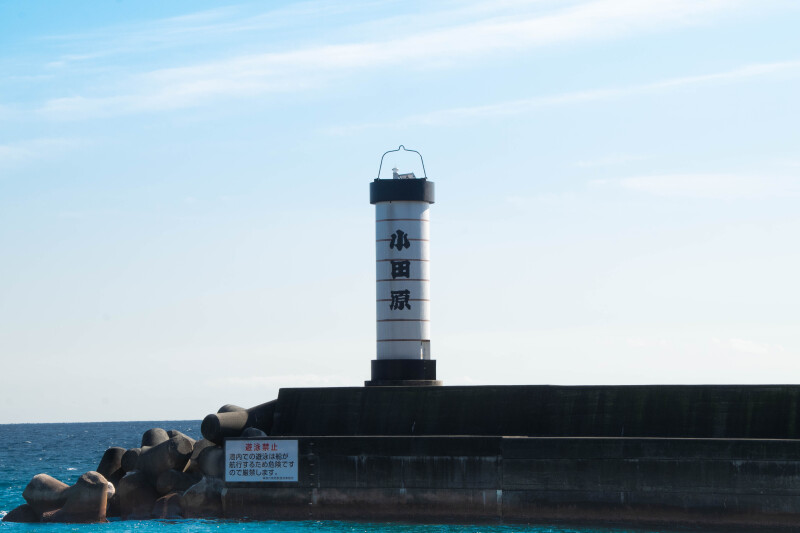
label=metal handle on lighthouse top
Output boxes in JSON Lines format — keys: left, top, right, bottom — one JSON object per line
{"left": 376, "top": 145, "right": 428, "bottom": 180}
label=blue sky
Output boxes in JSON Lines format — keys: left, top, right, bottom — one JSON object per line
{"left": 1, "top": 0, "right": 799, "bottom": 423}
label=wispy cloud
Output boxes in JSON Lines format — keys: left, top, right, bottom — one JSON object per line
{"left": 0, "top": 138, "right": 87, "bottom": 169}
{"left": 575, "top": 154, "right": 649, "bottom": 168}
{"left": 772, "top": 157, "right": 800, "bottom": 169}
{"left": 0, "top": 104, "right": 13, "bottom": 120}
{"left": 328, "top": 59, "right": 800, "bottom": 133}
{"left": 35, "top": 0, "right": 773, "bottom": 118}
{"left": 505, "top": 192, "right": 580, "bottom": 207}
{"left": 592, "top": 173, "right": 800, "bottom": 199}
{"left": 41, "top": 2, "right": 380, "bottom": 65}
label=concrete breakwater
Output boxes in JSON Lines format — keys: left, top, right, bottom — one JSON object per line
{"left": 1, "top": 413, "right": 269, "bottom": 523}
{"left": 6, "top": 384, "right": 800, "bottom": 527}
{"left": 226, "top": 385, "right": 800, "bottom": 527}
{"left": 225, "top": 435, "right": 800, "bottom": 528}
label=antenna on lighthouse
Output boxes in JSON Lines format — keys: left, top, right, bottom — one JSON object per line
{"left": 366, "top": 146, "right": 440, "bottom": 387}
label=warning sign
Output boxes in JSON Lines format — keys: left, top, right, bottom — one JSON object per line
{"left": 225, "top": 439, "right": 298, "bottom": 482}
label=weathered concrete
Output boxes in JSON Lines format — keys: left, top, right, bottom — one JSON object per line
{"left": 121, "top": 447, "right": 145, "bottom": 473}
{"left": 197, "top": 446, "right": 225, "bottom": 478}
{"left": 106, "top": 492, "right": 121, "bottom": 519}
{"left": 183, "top": 476, "right": 224, "bottom": 518}
{"left": 13, "top": 384, "right": 800, "bottom": 527}
{"left": 268, "top": 385, "right": 800, "bottom": 439}
{"left": 138, "top": 435, "right": 193, "bottom": 482}
{"left": 183, "top": 438, "right": 216, "bottom": 475}
{"left": 46, "top": 471, "right": 109, "bottom": 523}
{"left": 212, "top": 385, "right": 800, "bottom": 526}
{"left": 22, "top": 473, "right": 69, "bottom": 515}
{"left": 117, "top": 471, "right": 159, "bottom": 519}
{"left": 96, "top": 446, "right": 126, "bottom": 485}
{"left": 1, "top": 503, "right": 40, "bottom": 523}
{"left": 218, "top": 404, "right": 247, "bottom": 413}
{"left": 202, "top": 400, "right": 277, "bottom": 444}
{"left": 141, "top": 428, "right": 169, "bottom": 447}
{"left": 222, "top": 435, "right": 800, "bottom": 527}
{"left": 202, "top": 411, "right": 248, "bottom": 444}
{"left": 152, "top": 493, "right": 183, "bottom": 519}
{"left": 241, "top": 427, "right": 268, "bottom": 438}
{"left": 156, "top": 469, "right": 201, "bottom": 495}
{"left": 167, "top": 430, "right": 195, "bottom": 444}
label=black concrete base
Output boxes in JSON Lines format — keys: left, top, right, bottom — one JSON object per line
{"left": 225, "top": 435, "right": 800, "bottom": 527}
{"left": 218, "top": 385, "right": 800, "bottom": 526}
{"left": 365, "top": 379, "right": 443, "bottom": 387}
{"left": 365, "top": 359, "right": 440, "bottom": 387}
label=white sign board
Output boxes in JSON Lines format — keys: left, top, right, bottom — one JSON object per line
{"left": 225, "top": 439, "right": 298, "bottom": 482}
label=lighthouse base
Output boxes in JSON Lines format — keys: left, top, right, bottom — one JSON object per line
{"left": 365, "top": 359, "right": 442, "bottom": 387}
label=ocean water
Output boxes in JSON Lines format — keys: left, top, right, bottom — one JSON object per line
{"left": 0, "top": 422, "right": 723, "bottom": 533}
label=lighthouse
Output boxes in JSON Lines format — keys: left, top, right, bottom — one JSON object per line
{"left": 366, "top": 147, "right": 441, "bottom": 386}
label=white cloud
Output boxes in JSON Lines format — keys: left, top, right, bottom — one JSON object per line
{"left": 575, "top": 154, "right": 649, "bottom": 168}
{"left": 0, "top": 104, "right": 19, "bottom": 120}
{"left": 40, "top": 2, "right": 371, "bottom": 64}
{"left": 591, "top": 173, "right": 800, "bottom": 199}
{"left": 36, "top": 0, "right": 775, "bottom": 118}
{"left": 328, "top": 59, "right": 800, "bottom": 133}
{"left": 0, "top": 138, "right": 87, "bottom": 169}
{"left": 505, "top": 192, "right": 580, "bottom": 207}
{"left": 772, "top": 157, "right": 800, "bottom": 169}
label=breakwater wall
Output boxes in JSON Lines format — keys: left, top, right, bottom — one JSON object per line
{"left": 223, "top": 435, "right": 800, "bottom": 527}
{"left": 223, "top": 385, "right": 800, "bottom": 527}
{"left": 269, "top": 385, "right": 800, "bottom": 438}
{"left": 7, "top": 384, "right": 800, "bottom": 527}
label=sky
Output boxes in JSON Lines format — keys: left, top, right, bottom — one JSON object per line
{"left": 1, "top": 0, "right": 799, "bottom": 423}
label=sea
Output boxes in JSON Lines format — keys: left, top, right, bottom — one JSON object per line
{"left": 0, "top": 421, "right": 739, "bottom": 533}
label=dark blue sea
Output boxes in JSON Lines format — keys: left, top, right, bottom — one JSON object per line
{"left": 0, "top": 421, "right": 740, "bottom": 533}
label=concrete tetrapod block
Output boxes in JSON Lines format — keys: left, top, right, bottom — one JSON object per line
{"left": 218, "top": 404, "right": 247, "bottom": 413}
{"left": 241, "top": 427, "right": 267, "bottom": 437}
{"left": 117, "top": 471, "right": 160, "bottom": 520}
{"left": 182, "top": 476, "right": 224, "bottom": 518}
{"left": 141, "top": 428, "right": 170, "bottom": 447}
{"left": 201, "top": 400, "right": 276, "bottom": 444}
{"left": 121, "top": 447, "right": 147, "bottom": 473}
{"left": 44, "top": 471, "right": 109, "bottom": 523}
{"left": 201, "top": 411, "right": 249, "bottom": 444}
{"left": 152, "top": 493, "right": 183, "bottom": 519}
{"left": 197, "top": 446, "right": 225, "bottom": 479}
{"left": 106, "top": 493, "right": 121, "bottom": 519}
{"left": 167, "top": 429, "right": 196, "bottom": 446}
{"left": 1, "top": 503, "right": 40, "bottom": 523}
{"left": 96, "top": 446, "right": 126, "bottom": 485}
{"left": 156, "top": 469, "right": 202, "bottom": 495}
{"left": 22, "top": 473, "right": 69, "bottom": 515}
{"left": 183, "top": 438, "right": 216, "bottom": 475}
{"left": 139, "top": 435, "right": 193, "bottom": 483}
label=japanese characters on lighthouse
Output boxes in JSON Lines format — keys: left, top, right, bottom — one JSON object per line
{"left": 376, "top": 200, "right": 431, "bottom": 360}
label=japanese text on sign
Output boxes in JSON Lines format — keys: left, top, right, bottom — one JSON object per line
{"left": 224, "top": 440, "right": 298, "bottom": 482}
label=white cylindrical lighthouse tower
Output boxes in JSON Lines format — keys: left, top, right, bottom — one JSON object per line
{"left": 366, "top": 147, "right": 440, "bottom": 386}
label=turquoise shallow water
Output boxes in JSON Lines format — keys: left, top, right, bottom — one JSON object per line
{"left": 0, "top": 421, "right": 745, "bottom": 533}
